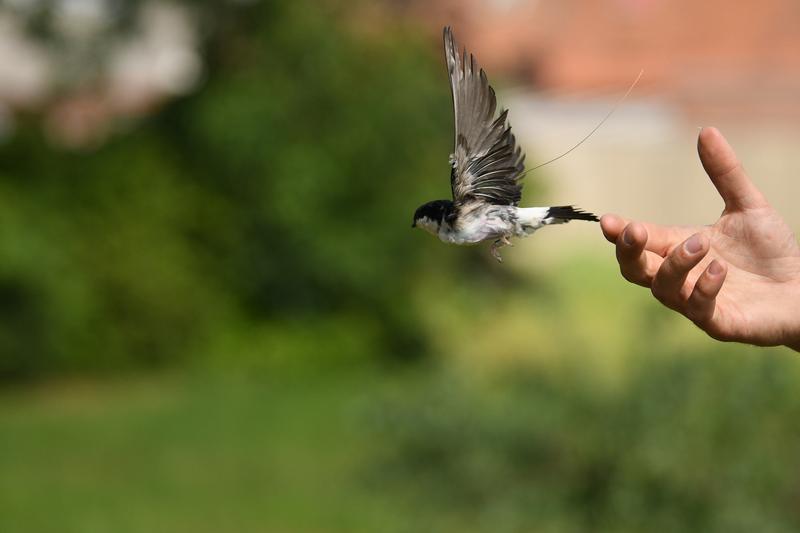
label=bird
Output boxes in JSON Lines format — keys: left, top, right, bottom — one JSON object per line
{"left": 412, "top": 27, "right": 598, "bottom": 262}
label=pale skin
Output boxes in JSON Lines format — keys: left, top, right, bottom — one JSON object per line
{"left": 600, "top": 127, "right": 800, "bottom": 351}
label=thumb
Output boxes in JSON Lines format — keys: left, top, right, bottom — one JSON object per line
{"left": 698, "top": 127, "right": 767, "bottom": 211}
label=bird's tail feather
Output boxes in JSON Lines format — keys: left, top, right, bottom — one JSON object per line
{"left": 544, "top": 205, "right": 599, "bottom": 223}
{"left": 516, "top": 205, "right": 598, "bottom": 234}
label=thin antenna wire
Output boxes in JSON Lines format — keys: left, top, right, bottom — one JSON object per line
{"left": 522, "top": 69, "right": 644, "bottom": 175}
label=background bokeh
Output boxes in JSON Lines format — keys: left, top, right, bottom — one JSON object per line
{"left": 2, "top": 1, "right": 800, "bottom": 531}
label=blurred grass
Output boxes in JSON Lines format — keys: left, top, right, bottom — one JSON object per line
{"left": 0, "top": 371, "right": 399, "bottom": 533}
{"left": 4, "top": 348, "right": 800, "bottom": 533}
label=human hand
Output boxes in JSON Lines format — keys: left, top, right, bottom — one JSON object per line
{"left": 601, "top": 127, "right": 800, "bottom": 351}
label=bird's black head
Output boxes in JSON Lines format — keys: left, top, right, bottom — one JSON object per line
{"left": 412, "top": 199, "right": 453, "bottom": 234}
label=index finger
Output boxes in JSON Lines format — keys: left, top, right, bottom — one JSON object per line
{"left": 601, "top": 214, "right": 694, "bottom": 256}
{"left": 614, "top": 222, "right": 664, "bottom": 287}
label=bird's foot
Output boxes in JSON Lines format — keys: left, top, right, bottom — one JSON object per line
{"left": 490, "top": 245, "right": 503, "bottom": 263}
{"left": 490, "top": 235, "right": 514, "bottom": 262}
{"left": 490, "top": 239, "right": 506, "bottom": 263}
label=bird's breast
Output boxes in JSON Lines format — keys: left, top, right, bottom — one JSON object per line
{"left": 439, "top": 206, "right": 517, "bottom": 245}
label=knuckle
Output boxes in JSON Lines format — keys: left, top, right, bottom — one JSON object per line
{"left": 619, "top": 264, "right": 636, "bottom": 282}
{"left": 620, "top": 266, "right": 645, "bottom": 285}
{"left": 616, "top": 243, "right": 635, "bottom": 261}
{"left": 684, "top": 305, "right": 707, "bottom": 325}
{"left": 651, "top": 282, "right": 683, "bottom": 310}
{"left": 619, "top": 262, "right": 650, "bottom": 287}
{"left": 693, "top": 280, "right": 715, "bottom": 300}
{"left": 672, "top": 238, "right": 705, "bottom": 267}
{"left": 685, "top": 301, "right": 726, "bottom": 339}
{"left": 657, "top": 257, "right": 679, "bottom": 279}
{"left": 650, "top": 283, "right": 668, "bottom": 304}
{"left": 666, "top": 253, "right": 691, "bottom": 274}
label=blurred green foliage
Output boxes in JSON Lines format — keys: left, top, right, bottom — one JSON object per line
{"left": 0, "top": 0, "right": 469, "bottom": 379}
{"left": 371, "top": 353, "right": 800, "bottom": 533}
{"left": 3, "top": 351, "right": 800, "bottom": 533}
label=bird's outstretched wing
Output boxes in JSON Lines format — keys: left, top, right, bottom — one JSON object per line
{"left": 444, "top": 26, "right": 525, "bottom": 209}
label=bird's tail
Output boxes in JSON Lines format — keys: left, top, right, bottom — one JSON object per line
{"left": 517, "top": 205, "right": 598, "bottom": 233}
{"left": 544, "top": 205, "right": 599, "bottom": 223}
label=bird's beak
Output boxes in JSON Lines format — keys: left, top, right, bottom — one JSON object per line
{"left": 411, "top": 221, "right": 416, "bottom": 228}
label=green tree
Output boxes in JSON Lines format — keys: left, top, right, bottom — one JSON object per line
{"left": 0, "top": 0, "right": 474, "bottom": 379}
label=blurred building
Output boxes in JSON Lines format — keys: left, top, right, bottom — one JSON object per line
{"left": 410, "top": 0, "right": 800, "bottom": 120}
{"left": 0, "top": 1, "right": 200, "bottom": 148}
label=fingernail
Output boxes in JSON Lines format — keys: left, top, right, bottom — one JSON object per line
{"left": 622, "top": 228, "right": 634, "bottom": 246}
{"left": 708, "top": 260, "right": 723, "bottom": 276}
{"left": 684, "top": 234, "right": 703, "bottom": 254}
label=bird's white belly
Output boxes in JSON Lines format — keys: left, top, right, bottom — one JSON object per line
{"left": 439, "top": 206, "right": 519, "bottom": 245}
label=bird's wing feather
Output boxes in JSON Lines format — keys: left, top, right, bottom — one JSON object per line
{"left": 444, "top": 26, "right": 526, "bottom": 209}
